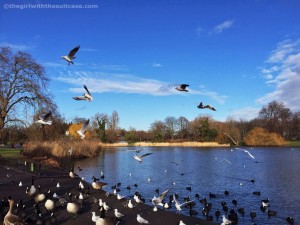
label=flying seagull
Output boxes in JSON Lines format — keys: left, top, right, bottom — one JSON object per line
{"left": 77, "top": 119, "right": 90, "bottom": 139}
{"left": 175, "top": 84, "right": 189, "bottom": 92}
{"left": 197, "top": 102, "right": 217, "bottom": 111}
{"left": 61, "top": 45, "right": 80, "bottom": 65}
{"left": 133, "top": 152, "right": 153, "bottom": 162}
{"left": 151, "top": 188, "right": 170, "bottom": 206}
{"left": 73, "top": 85, "right": 93, "bottom": 101}
{"left": 235, "top": 148, "right": 255, "bottom": 159}
{"left": 36, "top": 111, "right": 52, "bottom": 125}
{"left": 173, "top": 194, "right": 194, "bottom": 213}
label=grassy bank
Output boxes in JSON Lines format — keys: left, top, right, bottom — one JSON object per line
{"left": 0, "top": 147, "right": 21, "bottom": 158}
{"left": 286, "top": 140, "right": 300, "bottom": 147}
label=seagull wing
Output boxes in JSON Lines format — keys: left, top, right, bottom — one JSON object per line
{"left": 83, "top": 85, "right": 91, "bottom": 96}
{"left": 79, "top": 119, "right": 90, "bottom": 133}
{"left": 244, "top": 150, "right": 255, "bottom": 159}
{"left": 68, "top": 45, "right": 80, "bottom": 58}
{"left": 180, "top": 84, "right": 189, "bottom": 89}
{"left": 73, "top": 96, "right": 86, "bottom": 100}
{"left": 40, "top": 111, "right": 52, "bottom": 120}
{"left": 207, "top": 105, "right": 217, "bottom": 111}
{"left": 197, "top": 102, "right": 204, "bottom": 108}
{"left": 236, "top": 148, "right": 255, "bottom": 159}
{"left": 159, "top": 188, "right": 170, "bottom": 200}
{"left": 140, "top": 153, "right": 153, "bottom": 159}
{"left": 180, "top": 200, "right": 194, "bottom": 207}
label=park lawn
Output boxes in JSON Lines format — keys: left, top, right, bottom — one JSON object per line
{"left": 0, "top": 148, "right": 21, "bottom": 158}
{"left": 285, "top": 141, "right": 300, "bottom": 147}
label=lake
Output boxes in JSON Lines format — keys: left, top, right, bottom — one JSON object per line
{"left": 74, "top": 146, "right": 300, "bottom": 225}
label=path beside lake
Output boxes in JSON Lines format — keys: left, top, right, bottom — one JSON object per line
{"left": 0, "top": 157, "right": 217, "bottom": 225}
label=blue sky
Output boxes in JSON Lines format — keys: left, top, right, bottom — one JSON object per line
{"left": 1, "top": 0, "right": 300, "bottom": 130}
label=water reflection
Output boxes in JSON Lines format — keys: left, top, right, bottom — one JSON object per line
{"left": 74, "top": 147, "right": 300, "bottom": 225}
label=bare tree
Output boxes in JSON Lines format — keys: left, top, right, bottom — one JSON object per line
{"left": 0, "top": 47, "right": 53, "bottom": 142}
{"left": 165, "top": 116, "right": 177, "bottom": 140}
{"left": 108, "top": 110, "right": 119, "bottom": 130}
{"left": 259, "top": 101, "right": 292, "bottom": 138}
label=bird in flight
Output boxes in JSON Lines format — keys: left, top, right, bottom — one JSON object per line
{"left": 235, "top": 148, "right": 255, "bottom": 159}
{"left": 61, "top": 45, "right": 80, "bottom": 65}
{"left": 151, "top": 188, "right": 170, "bottom": 206}
{"left": 133, "top": 152, "right": 153, "bottom": 162}
{"left": 77, "top": 119, "right": 90, "bottom": 139}
{"left": 175, "top": 84, "right": 189, "bottom": 92}
{"left": 73, "top": 85, "right": 93, "bottom": 101}
{"left": 197, "top": 102, "right": 217, "bottom": 111}
{"left": 36, "top": 111, "right": 52, "bottom": 125}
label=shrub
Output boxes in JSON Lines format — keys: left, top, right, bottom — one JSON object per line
{"left": 23, "top": 139, "right": 100, "bottom": 159}
{"left": 244, "top": 127, "right": 286, "bottom": 146}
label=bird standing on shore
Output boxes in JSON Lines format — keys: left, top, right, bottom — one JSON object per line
{"left": 61, "top": 45, "right": 80, "bottom": 65}
{"left": 4, "top": 198, "right": 24, "bottom": 225}
{"left": 92, "top": 177, "right": 107, "bottom": 191}
{"left": 137, "top": 214, "right": 150, "bottom": 224}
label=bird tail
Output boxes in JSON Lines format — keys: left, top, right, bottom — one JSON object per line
{"left": 46, "top": 121, "right": 52, "bottom": 125}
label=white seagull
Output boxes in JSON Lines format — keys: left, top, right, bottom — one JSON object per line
{"left": 235, "top": 148, "right": 255, "bottom": 159}
{"left": 197, "top": 102, "right": 217, "bottom": 111}
{"left": 134, "top": 152, "right": 153, "bottom": 162}
{"left": 61, "top": 45, "right": 80, "bottom": 65}
{"left": 137, "top": 214, "right": 150, "bottom": 224}
{"left": 73, "top": 85, "right": 93, "bottom": 101}
{"left": 36, "top": 111, "right": 52, "bottom": 125}
{"left": 173, "top": 194, "right": 194, "bottom": 213}
{"left": 114, "top": 209, "right": 124, "bottom": 219}
{"left": 175, "top": 84, "right": 189, "bottom": 92}
{"left": 151, "top": 188, "right": 170, "bottom": 206}
{"left": 221, "top": 215, "right": 232, "bottom": 225}
{"left": 179, "top": 220, "right": 186, "bottom": 225}
{"left": 77, "top": 119, "right": 90, "bottom": 139}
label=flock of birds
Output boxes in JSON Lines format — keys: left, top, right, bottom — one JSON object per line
{"left": 35, "top": 45, "right": 217, "bottom": 140}
{"left": 3, "top": 45, "right": 295, "bottom": 225}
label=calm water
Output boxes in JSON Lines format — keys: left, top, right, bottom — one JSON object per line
{"left": 74, "top": 147, "right": 300, "bottom": 225}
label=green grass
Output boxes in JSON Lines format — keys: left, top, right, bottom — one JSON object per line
{"left": 285, "top": 141, "right": 300, "bottom": 147}
{"left": 0, "top": 148, "right": 21, "bottom": 158}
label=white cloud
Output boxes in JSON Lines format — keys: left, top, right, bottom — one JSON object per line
{"left": 229, "top": 107, "right": 260, "bottom": 121}
{"left": 53, "top": 71, "right": 226, "bottom": 102}
{"left": 211, "top": 20, "right": 234, "bottom": 34}
{"left": 0, "top": 42, "right": 35, "bottom": 51}
{"left": 258, "top": 39, "right": 300, "bottom": 112}
{"left": 152, "top": 63, "right": 162, "bottom": 67}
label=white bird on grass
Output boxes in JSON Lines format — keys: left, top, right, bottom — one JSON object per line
{"left": 137, "top": 214, "right": 150, "bottom": 224}
{"left": 77, "top": 119, "right": 90, "bottom": 139}
{"left": 235, "top": 148, "right": 255, "bottom": 159}
{"left": 73, "top": 85, "right": 93, "bottom": 101}
{"left": 36, "top": 111, "right": 52, "bottom": 125}
{"left": 133, "top": 152, "right": 153, "bottom": 162}
{"left": 61, "top": 45, "right": 80, "bottom": 65}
